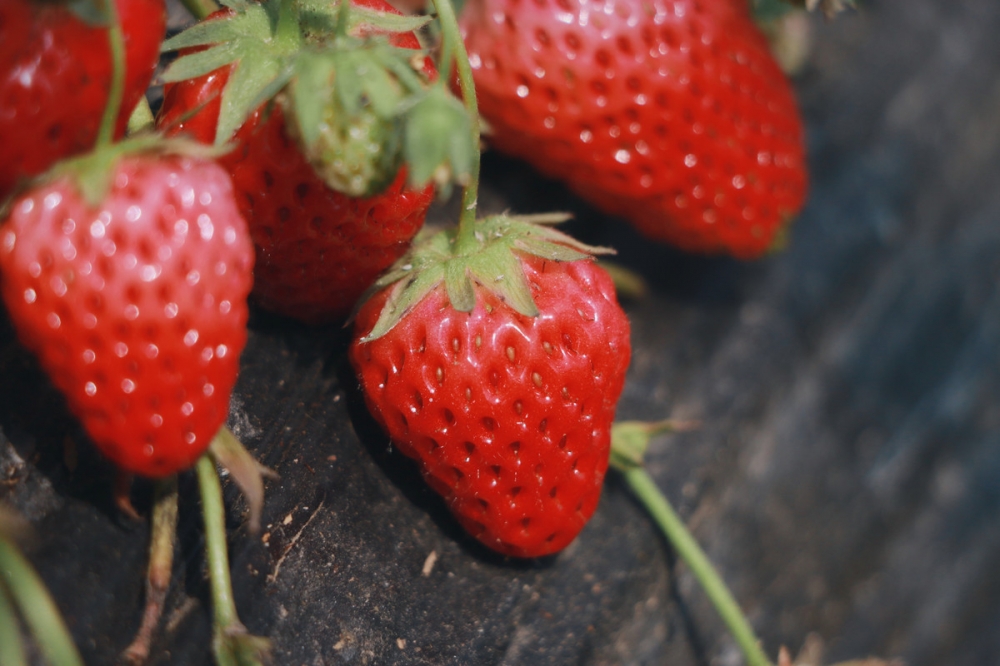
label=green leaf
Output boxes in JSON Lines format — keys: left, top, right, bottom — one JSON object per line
{"left": 404, "top": 85, "right": 475, "bottom": 188}
{"left": 362, "top": 264, "right": 446, "bottom": 341}
{"left": 381, "top": 47, "right": 431, "bottom": 93}
{"left": 290, "top": 52, "right": 337, "bottom": 148}
{"left": 209, "top": 428, "right": 277, "bottom": 534}
{"left": 160, "top": 17, "right": 247, "bottom": 54}
{"left": 161, "top": 0, "right": 303, "bottom": 147}
{"left": 470, "top": 243, "right": 539, "bottom": 317}
{"left": 160, "top": 42, "right": 241, "bottom": 83}
{"left": 348, "top": 6, "right": 433, "bottom": 34}
{"left": 361, "top": 50, "right": 407, "bottom": 118}
{"left": 332, "top": 51, "right": 368, "bottom": 115}
{"left": 515, "top": 237, "right": 592, "bottom": 263}
{"left": 444, "top": 260, "right": 475, "bottom": 312}
{"left": 216, "top": 50, "right": 292, "bottom": 145}
{"left": 358, "top": 214, "right": 615, "bottom": 340}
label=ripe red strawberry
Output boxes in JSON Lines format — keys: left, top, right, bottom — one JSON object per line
{"left": 157, "top": 0, "right": 438, "bottom": 324}
{"left": 0, "top": 153, "right": 254, "bottom": 477}
{"left": 0, "top": 0, "right": 166, "bottom": 199}
{"left": 460, "top": 0, "right": 808, "bottom": 258}
{"left": 349, "top": 217, "right": 631, "bottom": 557}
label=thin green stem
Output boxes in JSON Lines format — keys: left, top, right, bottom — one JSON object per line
{"left": 195, "top": 455, "right": 239, "bottom": 631}
{"left": 275, "top": 0, "right": 303, "bottom": 50}
{"left": 0, "top": 536, "right": 83, "bottom": 666}
{"left": 96, "top": 0, "right": 127, "bottom": 148}
{"left": 179, "top": 0, "right": 220, "bottom": 20}
{"left": 0, "top": 582, "right": 26, "bottom": 666}
{"left": 622, "top": 467, "right": 773, "bottom": 666}
{"left": 429, "top": 0, "right": 481, "bottom": 250}
{"left": 195, "top": 456, "right": 270, "bottom": 666}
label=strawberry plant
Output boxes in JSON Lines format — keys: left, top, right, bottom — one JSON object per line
{"left": 157, "top": 0, "right": 473, "bottom": 323}
{"left": 1, "top": 0, "right": 899, "bottom": 664}
{"left": 1, "top": 0, "right": 268, "bottom": 662}
{"left": 340, "top": 0, "right": 639, "bottom": 559}
{"left": 460, "top": 0, "right": 809, "bottom": 258}
{"left": 350, "top": 222, "right": 631, "bottom": 557}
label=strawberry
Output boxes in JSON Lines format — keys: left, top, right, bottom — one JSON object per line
{"left": 156, "top": 0, "right": 469, "bottom": 324}
{"left": 349, "top": 215, "right": 631, "bottom": 557}
{"left": 0, "top": 0, "right": 166, "bottom": 200}
{"left": 158, "top": 64, "right": 434, "bottom": 324}
{"left": 459, "top": 0, "right": 808, "bottom": 258}
{"left": 0, "top": 151, "right": 254, "bottom": 477}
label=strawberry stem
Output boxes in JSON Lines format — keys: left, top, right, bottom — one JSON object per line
{"left": 428, "top": 0, "right": 481, "bottom": 250}
{"left": 195, "top": 454, "right": 270, "bottom": 666}
{"left": 96, "top": 0, "right": 127, "bottom": 149}
{"left": 276, "top": 0, "right": 302, "bottom": 50}
{"left": 619, "top": 467, "right": 774, "bottom": 666}
{"left": 0, "top": 583, "right": 26, "bottom": 666}
{"left": 196, "top": 455, "right": 240, "bottom": 631}
{"left": 0, "top": 534, "right": 84, "bottom": 666}
{"left": 122, "top": 477, "right": 179, "bottom": 664}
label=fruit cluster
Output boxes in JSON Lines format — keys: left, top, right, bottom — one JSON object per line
{"left": 0, "top": 0, "right": 806, "bottom": 583}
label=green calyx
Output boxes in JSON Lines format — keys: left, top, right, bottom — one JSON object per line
{"left": 359, "top": 213, "right": 615, "bottom": 341}
{"left": 285, "top": 84, "right": 402, "bottom": 197}
{"left": 282, "top": 35, "right": 430, "bottom": 197}
{"left": 161, "top": 0, "right": 472, "bottom": 198}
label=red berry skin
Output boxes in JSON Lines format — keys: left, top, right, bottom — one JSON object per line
{"left": 460, "top": 0, "right": 808, "bottom": 258}
{"left": 0, "top": 155, "right": 254, "bottom": 477}
{"left": 349, "top": 256, "right": 631, "bottom": 558}
{"left": 157, "top": 1, "right": 435, "bottom": 324}
{"left": 0, "top": 0, "right": 166, "bottom": 199}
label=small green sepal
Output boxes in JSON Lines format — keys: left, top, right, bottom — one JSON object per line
{"left": 282, "top": 36, "right": 430, "bottom": 197}
{"left": 208, "top": 428, "right": 278, "bottom": 535}
{"left": 403, "top": 84, "right": 476, "bottom": 195}
{"left": 160, "top": 0, "right": 444, "bottom": 186}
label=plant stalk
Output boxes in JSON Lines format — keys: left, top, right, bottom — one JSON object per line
{"left": 621, "top": 467, "right": 773, "bottom": 666}
{"left": 429, "top": 0, "right": 481, "bottom": 249}
{"left": 0, "top": 535, "right": 83, "bottom": 666}
{"left": 96, "top": 0, "right": 127, "bottom": 148}
{"left": 122, "top": 477, "right": 179, "bottom": 664}
{"left": 0, "top": 581, "right": 26, "bottom": 666}
{"left": 195, "top": 455, "right": 241, "bottom": 632}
